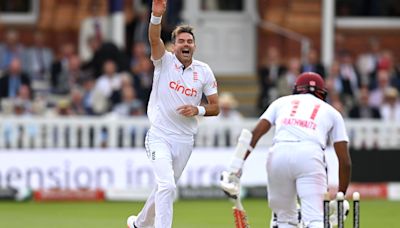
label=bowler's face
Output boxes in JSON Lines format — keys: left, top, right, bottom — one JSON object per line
{"left": 173, "top": 32, "right": 195, "bottom": 64}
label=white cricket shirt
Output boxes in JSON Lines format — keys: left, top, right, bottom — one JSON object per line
{"left": 261, "top": 94, "right": 349, "bottom": 148}
{"left": 148, "top": 52, "right": 218, "bottom": 137}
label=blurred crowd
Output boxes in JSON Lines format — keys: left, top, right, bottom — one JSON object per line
{"left": 257, "top": 37, "right": 400, "bottom": 122}
{"left": 0, "top": 3, "right": 163, "bottom": 119}
{"left": 0, "top": 2, "right": 399, "bottom": 123}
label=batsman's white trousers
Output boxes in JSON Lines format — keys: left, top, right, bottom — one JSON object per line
{"left": 267, "top": 142, "right": 327, "bottom": 228}
{"left": 135, "top": 127, "right": 193, "bottom": 228}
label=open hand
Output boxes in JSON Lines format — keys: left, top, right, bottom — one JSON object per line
{"left": 152, "top": 0, "right": 167, "bottom": 17}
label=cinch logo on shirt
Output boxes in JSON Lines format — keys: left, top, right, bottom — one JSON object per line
{"left": 169, "top": 81, "right": 198, "bottom": 97}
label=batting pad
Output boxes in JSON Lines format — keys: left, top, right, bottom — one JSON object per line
{"left": 234, "top": 129, "right": 253, "bottom": 160}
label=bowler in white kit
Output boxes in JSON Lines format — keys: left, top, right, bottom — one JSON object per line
{"left": 127, "top": 0, "right": 220, "bottom": 228}
{"left": 221, "top": 72, "right": 351, "bottom": 227}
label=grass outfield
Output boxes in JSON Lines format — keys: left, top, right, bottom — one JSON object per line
{"left": 0, "top": 199, "right": 399, "bottom": 227}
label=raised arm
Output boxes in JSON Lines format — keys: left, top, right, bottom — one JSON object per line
{"left": 149, "top": 0, "right": 166, "bottom": 60}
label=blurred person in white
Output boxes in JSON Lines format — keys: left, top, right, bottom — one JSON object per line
{"left": 369, "top": 69, "right": 391, "bottom": 108}
{"left": 0, "top": 58, "right": 31, "bottom": 100}
{"left": 206, "top": 92, "right": 243, "bottom": 146}
{"left": 348, "top": 86, "right": 381, "bottom": 119}
{"left": 221, "top": 72, "right": 351, "bottom": 228}
{"left": 0, "top": 29, "right": 28, "bottom": 72}
{"left": 126, "top": 0, "right": 219, "bottom": 227}
{"left": 25, "top": 31, "right": 54, "bottom": 93}
{"left": 94, "top": 59, "right": 122, "bottom": 100}
{"left": 380, "top": 87, "right": 400, "bottom": 122}
{"left": 79, "top": 0, "right": 109, "bottom": 63}
{"left": 50, "top": 42, "right": 76, "bottom": 92}
{"left": 277, "top": 57, "right": 301, "bottom": 97}
{"left": 356, "top": 37, "right": 381, "bottom": 86}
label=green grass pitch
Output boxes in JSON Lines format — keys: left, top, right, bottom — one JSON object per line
{"left": 0, "top": 199, "right": 398, "bottom": 227}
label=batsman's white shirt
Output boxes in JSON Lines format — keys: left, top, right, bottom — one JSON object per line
{"left": 148, "top": 51, "right": 218, "bottom": 138}
{"left": 261, "top": 93, "right": 349, "bottom": 147}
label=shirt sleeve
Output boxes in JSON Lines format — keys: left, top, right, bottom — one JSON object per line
{"left": 151, "top": 51, "right": 172, "bottom": 68}
{"left": 260, "top": 99, "right": 279, "bottom": 125}
{"left": 151, "top": 51, "right": 173, "bottom": 83}
{"left": 203, "top": 64, "right": 218, "bottom": 96}
{"left": 330, "top": 110, "right": 349, "bottom": 143}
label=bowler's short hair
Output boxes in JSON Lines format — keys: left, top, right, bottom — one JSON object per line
{"left": 171, "top": 25, "right": 195, "bottom": 44}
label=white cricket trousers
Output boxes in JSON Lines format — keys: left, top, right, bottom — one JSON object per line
{"left": 135, "top": 128, "right": 193, "bottom": 228}
{"left": 267, "top": 142, "right": 327, "bottom": 228}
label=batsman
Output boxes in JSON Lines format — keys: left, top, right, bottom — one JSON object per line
{"left": 220, "top": 72, "right": 352, "bottom": 228}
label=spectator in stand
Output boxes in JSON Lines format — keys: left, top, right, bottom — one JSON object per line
{"left": 50, "top": 42, "right": 76, "bottom": 92}
{"left": 160, "top": 0, "right": 183, "bottom": 43}
{"left": 54, "top": 99, "right": 72, "bottom": 116}
{"left": 334, "top": 33, "right": 348, "bottom": 60}
{"left": 369, "top": 69, "right": 391, "bottom": 108}
{"left": 0, "top": 58, "right": 31, "bottom": 100}
{"left": 81, "top": 36, "right": 102, "bottom": 68}
{"left": 206, "top": 92, "right": 243, "bottom": 147}
{"left": 216, "top": 92, "right": 242, "bottom": 121}
{"left": 337, "top": 50, "right": 361, "bottom": 108}
{"left": 81, "top": 76, "right": 96, "bottom": 115}
{"left": 0, "top": 29, "right": 28, "bottom": 73}
{"left": 380, "top": 87, "right": 400, "bottom": 122}
{"left": 375, "top": 50, "right": 400, "bottom": 91}
{"left": 53, "top": 55, "right": 85, "bottom": 95}
{"left": 94, "top": 59, "right": 122, "bottom": 109}
{"left": 300, "top": 48, "right": 325, "bottom": 78}
{"left": 7, "top": 85, "right": 34, "bottom": 116}
{"left": 257, "top": 46, "right": 286, "bottom": 113}
{"left": 25, "top": 31, "right": 54, "bottom": 94}
{"left": 325, "top": 61, "right": 344, "bottom": 95}
{"left": 357, "top": 37, "right": 381, "bottom": 87}
{"left": 129, "top": 6, "right": 150, "bottom": 45}
{"left": 69, "top": 87, "right": 87, "bottom": 115}
{"left": 277, "top": 57, "right": 301, "bottom": 97}
{"left": 132, "top": 56, "right": 153, "bottom": 106}
{"left": 348, "top": 86, "right": 381, "bottom": 119}
{"left": 130, "top": 42, "right": 149, "bottom": 74}
{"left": 79, "top": 0, "right": 109, "bottom": 63}
{"left": 112, "top": 85, "right": 144, "bottom": 116}
{"left": 85, "top": 41, "right": 130, "bottom": 79}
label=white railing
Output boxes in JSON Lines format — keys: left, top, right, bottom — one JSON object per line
{"left": 0, "top": 117, "right": 399, "bottom": 149}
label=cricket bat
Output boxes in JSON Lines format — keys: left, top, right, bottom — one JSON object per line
{"left": 232, "top": 195, "right": 249, "bottom": 228}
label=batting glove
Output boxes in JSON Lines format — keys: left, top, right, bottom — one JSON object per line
{"left": 329, "top": 199, "right": 350, "bottom": 226}
{"left": 220, "top": 171, "right": 241, "bottom": 199}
